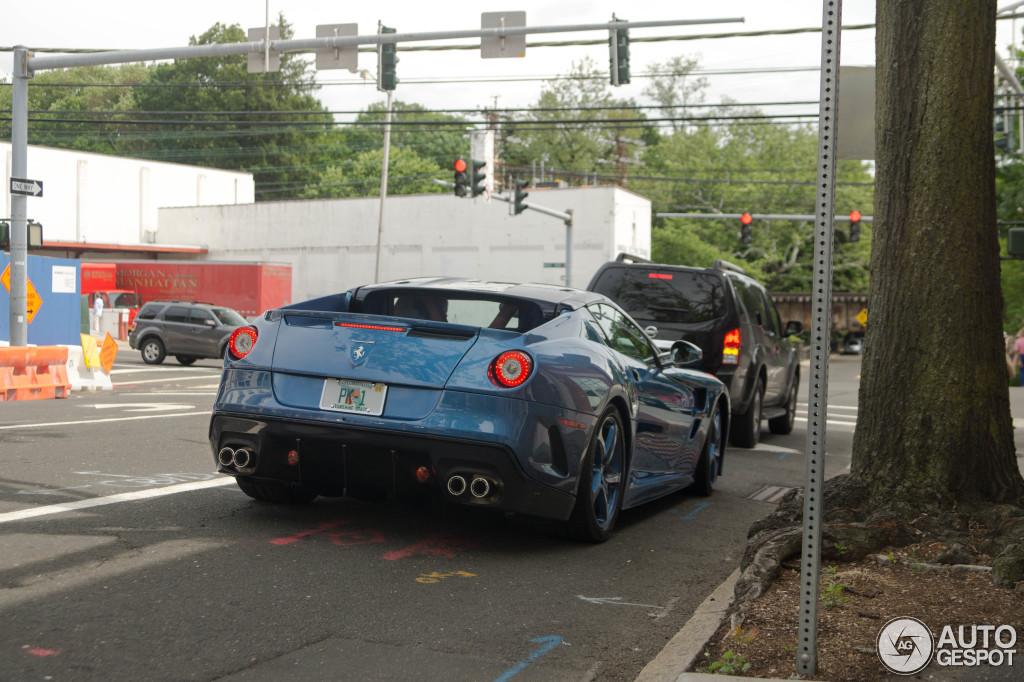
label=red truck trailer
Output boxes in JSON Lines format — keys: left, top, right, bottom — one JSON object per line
{"left": 81, "top": 261, "right": 292, "bottom": 319}
{"left": 112, "top": 261, "right": 292, "bottom": 317}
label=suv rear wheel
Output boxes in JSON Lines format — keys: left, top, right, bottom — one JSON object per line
{"left": 730, "top": 376, "right": 763, "bottom": 448}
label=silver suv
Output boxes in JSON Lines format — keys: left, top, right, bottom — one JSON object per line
{"left": 128, "top": 301, "right": 248, "bottom": 365}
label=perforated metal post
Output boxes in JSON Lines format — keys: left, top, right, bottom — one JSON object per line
{"left": 797, "top": 0, "right": 841, "bottom": 676}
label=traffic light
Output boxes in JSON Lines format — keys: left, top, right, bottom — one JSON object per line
{"left": 377, "top": 25, "right": 397, "bottom": 91}
{"left": 453, "top": 158, "right": 469, "bottom": 197}
{"left": 609, "top": 19, "right": 630, "bottom": 86}
{"left": 471, "top": 160, "right": 487, "bottom": 197}
{"left": 849, "top": 209, "right": 862, "bottom": 242}
{"left": 514, "top": 182, "right": 530, "bottom": 215}
{"left": 739, "top": 212, "right": 753, "bottom": 245}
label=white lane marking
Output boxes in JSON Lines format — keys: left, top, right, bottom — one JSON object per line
{"left": 0, "top": 411, "right": 211, "bottom": 431}
{"left": 751, "top": 443, "right": 800, "bottom": 455}
{"left": 111, "top": 367, "right": 221, "bottom": 375}
{"left": 798, "top": 402, "right": 858, "bottom": 412}
{"left": 115, "top": 375, "right": 222, "bottom": 387}
{"left": 0, "top": 477, "right": 235, "bottom": 525}
{"left": 86, "top": 402, "right": 195, "bottom": 413}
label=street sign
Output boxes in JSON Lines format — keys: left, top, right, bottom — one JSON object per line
{"left": 481, "top": 12, "right": 527, "bottom": 58}
{"left": 316, "top": 23, "right": 358, "bottom": 71}
{"left": 1, "top": 264, "right": 42, "bottom": 323}
{"left": 247, "top": 26, "right": 281, "bottom": 73}
{"left": 10, "top": 177, "right": 42, "bottom": 197}
{"left": 543, "top": 262, "right": 565, "bottom": 269}
{"left": 855, "top": 308, "right": 868, "bottom": 327}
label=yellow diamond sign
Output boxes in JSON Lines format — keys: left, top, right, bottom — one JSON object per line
{"left": 1, "top": 263, "right": 43, "bottom": 324}
{"left": 855, "top": 307, "right": 868, "bottom": 327}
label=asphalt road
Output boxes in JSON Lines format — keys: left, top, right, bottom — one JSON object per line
{"left": 1, "top": 353, "right": 870, "bottom": 681}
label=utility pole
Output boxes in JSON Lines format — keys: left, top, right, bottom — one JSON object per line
{"left": 374, "top": 88, "right": 394, "bottom": 284}
{"left": 8, "top": 47, "right": 30, "bottom": 346}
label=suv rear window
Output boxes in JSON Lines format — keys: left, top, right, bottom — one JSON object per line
{"left": 591, "top": 267, "right": 727, "bottom": 324}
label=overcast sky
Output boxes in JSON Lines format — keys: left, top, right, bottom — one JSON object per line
{"left": 1, "top": 1, "right": 1022, "bottom": 114}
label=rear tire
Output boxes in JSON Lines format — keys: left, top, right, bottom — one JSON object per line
{"left": 236, "top": 477, "right": 317, "bottom": 504}
{"left": 175, "top": 355, "right": 197, "bottom": 366}
{"left": 769, "top": 372, "right": 799, "bottom": 435}
{"left": 141, "top": 338, "right": 166, "bottom": 365}
{"left": 568, "top": 407, "right": 627, "bottom": 543}
{"left": 730, "top": 377, "right": 763, "bottom": 448}
{"left": 689, "top": 406, "right": 723, "bottom": 496}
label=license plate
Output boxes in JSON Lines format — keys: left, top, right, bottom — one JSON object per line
{"left": 319, "top": 378, "right": 388, "bottom": 416}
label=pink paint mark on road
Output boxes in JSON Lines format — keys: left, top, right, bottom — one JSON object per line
{"left": 269, "top": 519, "right": 347, "bottom": 546}
{"left": 24, "top": 646, "right": 59, "bottom": 657}
{"left": 381, "top": 534, "right": 476, "bottom": 561}
{"left": 327, "top": 528, "right": 386, "bottom": 548}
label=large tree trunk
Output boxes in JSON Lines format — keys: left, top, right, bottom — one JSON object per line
{"left": 854, "top": 0, "right": 1024, "bottom": 507}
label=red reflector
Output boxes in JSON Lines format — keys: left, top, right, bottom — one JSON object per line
{"left": 335, "top": 322, "right": 406, "bottom": 333}
{"left": 648, "top": 273, "right": 673, "bottom": 280}
{"left": 415, "top": 466, "right": 431, "bottom": 483}
{"left": 286, "top": 449, "right": 300, "bottom": 466}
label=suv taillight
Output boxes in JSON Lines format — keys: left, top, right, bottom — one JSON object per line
{"left": 228, "top": 326, "right": 258, "bottom": 360}
{"left": 722, "top": 327, "right": 741, "bottom": 365}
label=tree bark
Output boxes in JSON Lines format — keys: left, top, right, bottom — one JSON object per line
{"left": 854, "top": 0, "right": 1024, "bottom": 507}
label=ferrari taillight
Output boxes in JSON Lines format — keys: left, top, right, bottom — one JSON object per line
{"left": 488, "top": 350, "right": 533, "bottom": 388}
{"left": 722, "top": 327, "right": 741, "bottom": 365}
{"left": 228, "top": 326, "right": 258, "bottom": 360}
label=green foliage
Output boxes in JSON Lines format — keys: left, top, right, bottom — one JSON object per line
{"left": 301, "top": 147, "right": 445, "bottom": 199}
{"left": 706, "top": 650, "right": 752, "bottom": 675}
{"left": 821, "top": 565, "right": 848, "bottom": 608}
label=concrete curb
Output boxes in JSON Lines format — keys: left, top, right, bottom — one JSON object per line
{"left": 635, "top": 568, "right": 739, "bottom": 682}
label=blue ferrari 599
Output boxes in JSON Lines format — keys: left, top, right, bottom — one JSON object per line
{"left": 210, "top": 278, "right": 729, "bottom": 541}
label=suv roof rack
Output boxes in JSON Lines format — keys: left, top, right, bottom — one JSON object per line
{"left": 615, "top": 252, "right": 651, "bottom": 264}
{"left": 713, "top": 259, "right": 746, "bottom": 275}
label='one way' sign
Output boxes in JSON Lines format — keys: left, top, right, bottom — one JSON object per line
{"left": 10, "top": 177, "right": 43, "bottom": 197}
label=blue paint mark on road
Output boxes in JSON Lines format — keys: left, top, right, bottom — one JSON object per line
{"left": 672, "top": 500, "right": 711, "bottom": 521}
{"left": 494, "top": 635, "right": 563, "bottom": 682}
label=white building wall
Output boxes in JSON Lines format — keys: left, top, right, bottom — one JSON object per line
{"left": 157, "top": 187, "right": 651, "bottom": 302}
{"left": 0, "top": 142, "right": 254, "bottom": 245}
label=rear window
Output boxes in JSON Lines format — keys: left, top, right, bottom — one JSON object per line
{"left": 163, "top": 305, "right": 190, "bottom": 323}
{"left": 360, "top": 290, "right": 546, "bottom": 332}
{"left": 212, "top": 307, "right": 247, "bottom": 326}
{"left": 591, "top": 267, "right": 727, "bottom": 324}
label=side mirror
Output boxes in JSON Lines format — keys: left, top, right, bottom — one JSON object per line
{"left": 784, "top": 320, "right": 803, "bottom": 336}
{"left": 670, "top": 340, "right": 703, "bottom": 367}
{"left": 644, "top": 325, "right": 658, "bottom": 339}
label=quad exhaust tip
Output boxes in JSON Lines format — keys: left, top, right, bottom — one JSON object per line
{"left": 470, "top": 477, "right": 491, "bottom": 499}
{"left": 447, "top": 475, "right": 467, "bottom": 496}
{"left": 232, "top": 448, "right": 252, "bottom": 470}
{"left": 217, "top": 447, "right": 235, "bottom": 467}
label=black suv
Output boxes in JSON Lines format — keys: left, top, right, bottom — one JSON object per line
{"left": 128, "top": 301, "right": 248, "bottom": 365}
{"left": 587, "top": 256, "right": 802, "bottom": 448}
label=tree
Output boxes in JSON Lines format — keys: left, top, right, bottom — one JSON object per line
{"left": 300, "top": 147, "right": 446, "bottom": 199}
{"left": 855, "top": 0, "right": 1024, "bottom": 508}
{"left": 643, "top": 56, "right": 708, "bottom": 133}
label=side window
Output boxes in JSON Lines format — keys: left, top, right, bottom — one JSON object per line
{"left": 163, "top": 305, "right": 190, "bottom": 323}
{"left": 137, "top": 304, "right": 162, "bottom": 321}
{"left": 762, "top": 291, "right": 783, "bottom": 336}
{"left": 730, "top": 277, "right": 765, "bottom": 327}
{"left": 588, "top": 304, "right": 655, "bottom": 363}
{"left": 189, "top": 309, "right": 215, "bottom": 326}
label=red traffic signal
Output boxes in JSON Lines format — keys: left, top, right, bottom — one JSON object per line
{"left": 739, "top": 212, "right": 753, "bottom": 226}
{"left": 453, "top": 158, "right": 467, "bottom": 173}
{"left": 849, "top": 209, "right": 862, "bottom": 223}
